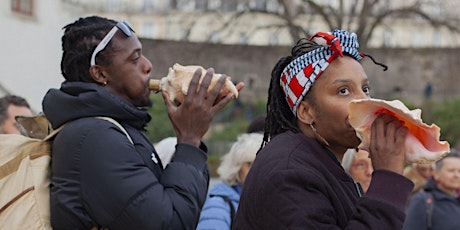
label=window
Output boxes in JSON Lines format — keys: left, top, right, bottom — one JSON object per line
{"left": 432, "top": 30, "right": 441, "bottom": 47}
{"left": 195, "top": 0, "right": 207, "bottom": 10}
{"left": 210, "top": 31, "right": 220, "bottom": 43}
{"left": 11, "top": 0, "right": 33, "bottom": 15}
{"left": 269, "top": 32, "right": 279, "bottom": 45}
{"left": 383, "top": 30, "right": 392, "bottom": 47}
{"left": 239, "top": 32, "right": 248, "bottom": 44}
{"left": 208, "top": 0, "right": 221, "bottom": 10}
{"left": 222, "top": 0, "right": 236, "bottom": 12}
{"left": 412, "top": 31, "right": 422, "bottom": 47}
{"left": 250, "top": 0, "right": 266, "bottom": 10}
{"left": 106, "top": 0, "right": 121, "bottom": 12}
{"left": 143, "top": 0, "right": 154, "bottom": 12}
{"left": 170, "top": 0, "right": 178, "bottom": 9}
{"left": 142, "top": 22, "right": 156, "bottom": 39}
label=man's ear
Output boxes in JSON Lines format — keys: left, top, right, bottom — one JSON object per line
{"left": 297, "top": 101, "right": 315, "bottom": 125}
{"left": 89, "top": 65, "right": 107, "bottom": 85}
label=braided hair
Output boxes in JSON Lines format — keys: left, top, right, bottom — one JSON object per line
{"left": 262, "top": 36, "right": 387, "bottom": 149}
{"left": 262, "top": 38, "right": 324, "bottom": 148}
{"left": 60, "top": 16, "right": 117, "bottom": 83}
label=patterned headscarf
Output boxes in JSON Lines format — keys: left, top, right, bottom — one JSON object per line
{"left": 280, "top": 30, "right": 364, "bottom": 116}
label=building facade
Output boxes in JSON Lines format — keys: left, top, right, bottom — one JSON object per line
{"left": 69, "top": 0, "right": 460, "bottom": 48}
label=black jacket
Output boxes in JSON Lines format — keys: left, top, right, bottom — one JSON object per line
{"left": 43, "top": 82, "right": 209, "bottom": 229}
{"left": 234, "top": 131, "right": 414, "bottom": 229}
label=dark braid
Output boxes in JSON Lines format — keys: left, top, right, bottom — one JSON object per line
{"left": 262, "top": 39, "right": 324, "bottom": 148}
{"left": 60, "top": 16, "right": 117, "bottom": 82}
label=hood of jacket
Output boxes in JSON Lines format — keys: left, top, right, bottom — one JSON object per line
{"left": 424, "top": 176, "right": 460, "bottom": 201}
{"left": 42, "top": 81, "right": 151, "bottom": 130}
{"left": 208, "top": 182, "right": 240, "bottom": 202}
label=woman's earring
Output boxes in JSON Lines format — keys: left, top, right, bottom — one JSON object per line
{"left": 310, "top": 123, "right": 330, "bottom": 146}
{"left": 103, "top": 81, "right": 107, "bottom": 86}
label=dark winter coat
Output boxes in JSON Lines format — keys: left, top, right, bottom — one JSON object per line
{"left": 234, "top": 131, "right": 413, "bottom": 229}
{"left": 43, "top": 82, "right": 209, "bottom": 230}
{"left": 403, "top": 177, "right": 460, "bottom": 230}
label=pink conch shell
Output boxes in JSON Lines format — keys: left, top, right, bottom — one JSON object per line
{"left": 348, "top": 98, "right": 450, "bottom": 164}
{"left": 149, "top": 63, "right": 238, "bottom": 105}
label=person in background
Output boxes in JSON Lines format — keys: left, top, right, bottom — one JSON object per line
{"left": 246, "top": 114, "right": 266, "bottom": 134}
{"left": 404, "top": 162, "right": 434, "bottom": 197}
{"left": 403, "top": 152, "right": 460, "bottom": 230}
{"left": 197, "top": 133, "right": 263, "bottom": 230}
{"left": 43, "top": 16, "right": 242, "bottom": 229}
{"left": 342, "top": 149, "right": 374, "bottom": 193}
{"left": 0, "top": 95, "right": 33, "bottom": 134}
{"left": 234, "top": 29, "right": 413, "bottom": 229}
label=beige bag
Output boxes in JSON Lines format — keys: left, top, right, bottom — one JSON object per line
{"left": 0, "top": 116, "right": 130, "bottom": 229}
{"left": 0, "top": 115, "right": 58, "bottom": 230}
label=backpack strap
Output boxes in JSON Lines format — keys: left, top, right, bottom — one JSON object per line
{"left": 95, "top": 117, "right": 133, "bottom": 144}
{"left": 36, "top": 117, "right": 133, "bottom": 159}
{"left": 210, "top": 194, "right": 235, "bottom": 229}
{"left": 425, "top": 191, "right": 434, "bottom": 230}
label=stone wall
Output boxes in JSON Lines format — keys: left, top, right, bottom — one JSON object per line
{"left": 141, "top": 38, "right": 460, "bottom": 106}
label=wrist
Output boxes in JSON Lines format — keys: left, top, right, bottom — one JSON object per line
{"left": 177, "top": 137, "right": 201, "bottom": 148}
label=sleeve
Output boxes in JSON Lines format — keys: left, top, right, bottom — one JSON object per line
{"left": 196, "top": 195, "right": 232, "bottom": 230}
{"left": 78, "top": 121, "right": 209, "bottom": 230}
{"left": 253, "top": 169, "right": 413, "bottom": 229}
{"left": 402, "top": 193, "right": 428, "bottom": 230}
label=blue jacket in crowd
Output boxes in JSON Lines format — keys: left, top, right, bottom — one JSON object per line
{"left": 404, "top": 177, "right": 460, "bottom": 230}
{"left": 197, "top": 182, "right": 241, "bottom": 230}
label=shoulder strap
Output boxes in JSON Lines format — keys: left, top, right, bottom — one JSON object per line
{"left": 43, "top": 124, "right": 66, "bottom": 141}
{"left": 95, "top": 117, "right": 133, "bottom": 144}
{"left": 44, "top": 117, "right": 133, "bottom": 144}
{"left": 210, "top": 194, "right": 235, "bottom": 229}
{"left": 425, "top": 191, "right": 434, "bottom": 230}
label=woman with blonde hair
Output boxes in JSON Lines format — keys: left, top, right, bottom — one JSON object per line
{"left": 197, "top": 133, "right": 263, "bottom": 229}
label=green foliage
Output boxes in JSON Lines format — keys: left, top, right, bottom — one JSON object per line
{"left": 421, "top": 98, "right": 460, "bottom": 148}
{"left": 145, "top": 93, "right": 175, "bottom": 144}
{"left": 144, "top": 92, "right": 267, "bottom": 147}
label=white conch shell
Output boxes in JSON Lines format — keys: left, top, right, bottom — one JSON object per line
{"left": 348, "top": 98, "right": 450, "bottom": 164}
{"left": 149, "top": 63, "right": 238, "bottom": 105}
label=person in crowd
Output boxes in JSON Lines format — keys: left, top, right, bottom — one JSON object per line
{"left": 342, "top": 148, "right": 374, "bottom": 193}
{"left": 234, "top": 29, "right": 414, "bottom": 229}
{"left": 197, "top": 132, "right": 263, "bottom": 230}
{"left": 42, "top": 16, "right": 242, "bottom": 229}
{"left": 404, "top": 162, "right": 434, "bottom": 197}
{"left": 246, "top": 114, "right": 266, "bottom": 133}
{"left": 0, "top": 95, "right": 33, "bottom": 134}
{"left": 403, "top": 152, "right": 460, "bottom": 229}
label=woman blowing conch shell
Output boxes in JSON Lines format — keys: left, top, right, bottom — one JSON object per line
{"left": 235, "top": 30, "right": 415, "bottom": 229}
{"left": 349, "top": 98, "right": 450, "bottom": 164}
{"left": 150, "top": 63, "right": 243, "bottom": 105}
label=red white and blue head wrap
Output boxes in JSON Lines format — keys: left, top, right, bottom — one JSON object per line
{"left": 280, "top": 29, "right": 364, "bottom": 116}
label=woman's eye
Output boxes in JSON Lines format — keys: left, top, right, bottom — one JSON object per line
{"left": 363, "top": 86, "right": 371, "bottom": 94}
{"left": 339, "top": 87, "right": 350, "bottom": 95}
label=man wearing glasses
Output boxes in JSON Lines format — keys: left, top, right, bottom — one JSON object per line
{"left": 42, "top": 16, "right": 239, "bottom": 229}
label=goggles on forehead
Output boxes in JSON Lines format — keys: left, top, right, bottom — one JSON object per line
{"left": 90, "top": 20, "right": 135, "bottom": 66}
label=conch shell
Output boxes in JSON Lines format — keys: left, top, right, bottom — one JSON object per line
{"left": 348, "top": 98, "right": 450, "bottom": 164}
{"left": 149, "top": 63, "right": 238, "bottom": 105}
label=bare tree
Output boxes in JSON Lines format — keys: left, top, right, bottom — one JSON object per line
{"left": 193, "top": 0, "right": 459, "bottom": 49}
